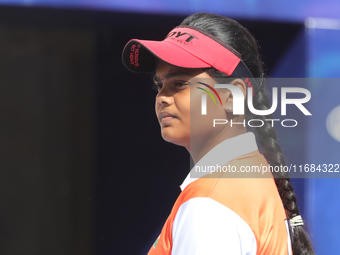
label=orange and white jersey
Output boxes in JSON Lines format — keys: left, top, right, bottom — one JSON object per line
{"left": 148, "top": 133, "right": 292, "bottom": 255}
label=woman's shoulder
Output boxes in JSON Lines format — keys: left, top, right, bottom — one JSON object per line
{"left": 174, "top": 172, "right": 288, "bottom": 255}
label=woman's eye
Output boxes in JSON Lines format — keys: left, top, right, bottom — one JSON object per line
{"left": 174, "top": 81, "right": 189, "bottom": 88}
{"left": 152, "top": 81, "right": 189, "bottom": 92}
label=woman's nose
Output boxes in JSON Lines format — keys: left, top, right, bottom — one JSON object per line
{"left": 156, "top": 94, "right": 174, "bottom": 106}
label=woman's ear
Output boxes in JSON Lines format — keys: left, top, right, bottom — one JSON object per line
{"left": 222, "top": 78, "right": 247, "bottom": 113}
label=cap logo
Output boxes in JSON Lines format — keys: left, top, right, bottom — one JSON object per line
{"left": 166, "top": 31, "right": 199, "bottom": 44}
{"left": 129, "top": 43, "right": 141, "bottom": 68}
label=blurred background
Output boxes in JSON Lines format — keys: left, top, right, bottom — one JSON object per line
{"left": 0, "top": 1, "right": 339, "bottom": 254}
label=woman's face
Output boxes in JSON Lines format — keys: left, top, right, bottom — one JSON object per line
{"left": 154, "top": 60, "right": 229, "bottom": 150}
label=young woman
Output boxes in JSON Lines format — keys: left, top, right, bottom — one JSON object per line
{"left": 122, "top": 13, "right": 315, "bottom": 255}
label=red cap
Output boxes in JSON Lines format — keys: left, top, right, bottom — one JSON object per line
{"left": 122, "top": 25, "right": 258, "bottom": 95}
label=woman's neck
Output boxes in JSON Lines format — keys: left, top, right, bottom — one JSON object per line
{"left": 188, "top": 126, "right": 247, "bottom": 164}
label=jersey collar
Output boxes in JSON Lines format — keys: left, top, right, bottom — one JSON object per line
{"left": 180, "top": 132, "right": 258, "bottom": 191}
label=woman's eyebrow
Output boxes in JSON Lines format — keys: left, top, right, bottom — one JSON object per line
{"left": 153, "top": 71, "right": 193, "bottom": 82}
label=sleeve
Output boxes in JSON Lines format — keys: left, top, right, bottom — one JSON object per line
{"left": 171, "top": 197, "right": 257, "bottom": 255}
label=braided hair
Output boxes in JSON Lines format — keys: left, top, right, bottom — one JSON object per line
{"left": 180, "top": 13, "right": 315, "bottom": 255}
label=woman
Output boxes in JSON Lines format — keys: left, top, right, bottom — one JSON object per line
{"left": 122, "top": 13, "right": 315, "bottom": 255}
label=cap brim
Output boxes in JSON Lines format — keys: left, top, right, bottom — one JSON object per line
{"left": 122, "top": 39, "right": 211, "bottom": 73}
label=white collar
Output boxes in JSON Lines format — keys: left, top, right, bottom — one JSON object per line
{"left": 180, "top": 132, "right": 258, "bottom": 191}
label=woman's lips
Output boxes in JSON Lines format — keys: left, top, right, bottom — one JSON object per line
{"left": 159, "top": 111, "right": 176, "bottom": 123}
{"left": 162, "top": 116, "right": 175, "bottom": 122}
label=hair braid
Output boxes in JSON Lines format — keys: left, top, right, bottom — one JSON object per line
{"left": 181, "top": 12, "right": 315, "bottom": 254}
{"left": 252, "top": 85, "right": 315, "bottom": 255}
{"left": 252, "top": 83, "right": 297, "bottom": 216}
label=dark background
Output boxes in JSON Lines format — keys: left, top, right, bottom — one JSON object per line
{"left": 0, "top": 6, "right": 303, "bottom": 255}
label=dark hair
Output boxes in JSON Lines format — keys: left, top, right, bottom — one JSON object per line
{"left": 180, "top": 13, "right": 315, "bottom": 255}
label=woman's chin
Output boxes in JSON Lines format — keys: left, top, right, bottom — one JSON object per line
{"left": 161, "top": 129, "right": 188, "bottom": 147}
